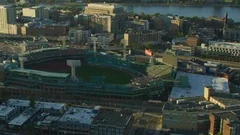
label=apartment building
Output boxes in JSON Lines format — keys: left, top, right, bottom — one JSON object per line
{"left": 68, "top": 29, "right": 90, "bottom": 44}
{"left": 0, "top": 5, "right": 17, "bottom": 34}
{"left": 124, "top": 30, "right": 162, "bottom": 46}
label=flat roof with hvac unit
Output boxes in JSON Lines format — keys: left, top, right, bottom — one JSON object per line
{"left": 0, "top": 106, "right": 15, "bottom": 118}
{"left": 170, "top": 71, "right": 229, "bottom": 99}
{"left": 58, "top": 107, "right": 98, "bottom": 125}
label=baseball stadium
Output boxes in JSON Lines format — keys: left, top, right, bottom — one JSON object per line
{"left": 0, "top": 47, "right": 180, "bottom": 104}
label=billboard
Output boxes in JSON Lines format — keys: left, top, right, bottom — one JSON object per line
{"left": 145, "top": 49, "right": 152, "bottom": 56}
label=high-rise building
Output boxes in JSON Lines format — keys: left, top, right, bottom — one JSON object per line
{"left": 0, "top": 5, "right": 17, "bottom": 34}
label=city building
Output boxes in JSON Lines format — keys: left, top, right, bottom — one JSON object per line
{"left": 7, "top": 99, "right": 30, "bottom": 112}
{"left": 223, "top": 28, "right": 240, "bottom": 41}
{"left": 92, "top": 108, "right": 133, "bottom": 135}
{"left": 187, "top": 35, "right": 200, "bottom": 47}
{"left": 8, "top": 108, "right": 38, "bottom": 129}
{"left": 162, "top": 97, "right": 216, "bottom": 133}
{"left": 120, "top": 19, "right": 149, "bottom": 32}
{"left": 209, "top": 110, "right": 240, "bottom": 135}
{"left": 21, "top": 20, "right": 69, "bottom": 37}
{"left": 0, "top": 5, "right": 17, "bottom": 34}
{"left": 84, "top": 3, "right": 126, "bottom": 18}
{"left": 170, "top": 19, "right": 182, "bottom": 34}
{"left": 124, "top": 30, "right": 162, "bottom": 46}
{"left": 20, "top": 36, "right": 49, "bottom": 52}
{"left": 152, "top": 15, "right": 171, "bottom": 31}
{"left": 171, "top": 44, "right": 195, "bottom": 56}
{"left": 88, "top": 33, "right": 114, "bottom": 48}
{"left": 22, "top": 6, "right": 49, "bottom": 20}
{"left": 58, "top": 107, "right": 99, "bottom": 134}
{"left": 35, "top": 101, "right": 66, "bottom": 113}
{"left": 169, "top": 71, "right": 229, "bottom": 99}
{"left": 206, "top": 41, "right": 240, "bottom": 57}
{"left": 89, "top": 15, "right": 118, "bottom": 33}
{"left": 163, "top": 86, "right": 240, "bottom": 133}
{"left": 34, "top": 114, "right": 62, "bottom": 135}
{"left": 0, "top": 106, "right": 16, "bottom": 122}
{"left": 68, "top": 29, "right": 90, "bottom": 44}
{"left": 198, "top": 28, "right": 215, "bottom": 40}
{"left": 186, "top": 58, "right": 220, "bottom": 74}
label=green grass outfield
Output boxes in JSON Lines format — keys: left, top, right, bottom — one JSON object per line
{"left": 74, "top": 65, "right": 133, "bottom": 84}
{"left": 27, "top": 59, "right": 133, "bottom": 84}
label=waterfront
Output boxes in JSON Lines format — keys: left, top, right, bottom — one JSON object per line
{"left": 124, "top": 5, "right": 240, "bottom": 21}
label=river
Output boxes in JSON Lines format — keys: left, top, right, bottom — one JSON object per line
{"left": 123, "top": 5, "right": 240, "bottom": 22}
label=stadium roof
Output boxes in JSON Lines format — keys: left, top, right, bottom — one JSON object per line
{"left": 19, "top": 47, "right": 62, "bottom": 56}
{"left": 170, "top": 71, "right": 229, "bottom": 99}
{"left": 10, "top": 69, "right": 69, "bottom": 78}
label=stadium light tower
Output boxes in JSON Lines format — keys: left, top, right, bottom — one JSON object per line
{"left": 91, "top": 37, "right": 98, "bottom": 56}
{"left": 123, "top": 43, "right": 127, "bottom": 61}
{"left": 122, "top": 39, "right": 128, "bottom": 61}
{"left": 67, "top": 60, "right": 81, "bottom": 82}
{"left": 19, "top": 57, "right": 27, "bottom": 70}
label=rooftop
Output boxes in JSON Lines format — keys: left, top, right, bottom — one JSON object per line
{"left": 8, "top": 108, "right": 37, "bottom": 126}
{"left": 164, "top": 97, "right": 223, "bottom": 112}
{"left": 0, "top": 106, "right": 15, "bottom": 117}
{"left": 58, "top": 107, "right": 98, "bottom": 125}
{"left": 87, "top": 3, "right": 122, "bottom": 9}
{"left": 189, "top": 58, "right": 205, "bottom": 66}
{"left": 209, "top": 41, "right": 240, "bottom": 49}
{"left": 92, "top": 110, "right": 132, "bottom": 127}
{"left": 215, "top": 111, "right": 240, "bottom": 121}
{"left": 7, "top": 99, "right": 30, "bottom": 107}
{"left": 170, "top": 71, "right": 229, "bottom": 99}
{"left": 35, "top": 101, "right": 65, "bottom": 110}
{"left": 10, "top": 69, "right": 69, "bottom": 78}
{"left": 211, "top": 96, "right": 240, "bottom": 108}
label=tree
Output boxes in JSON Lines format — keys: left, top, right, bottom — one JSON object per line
{"left": 30, "top": 97, "right": 36, "bottom": 108}
{"left": 0, "top": 89, "right": 10, "bottom": 101}
{"left": 145, "top": 42, "right": 153, "bottom": 50}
